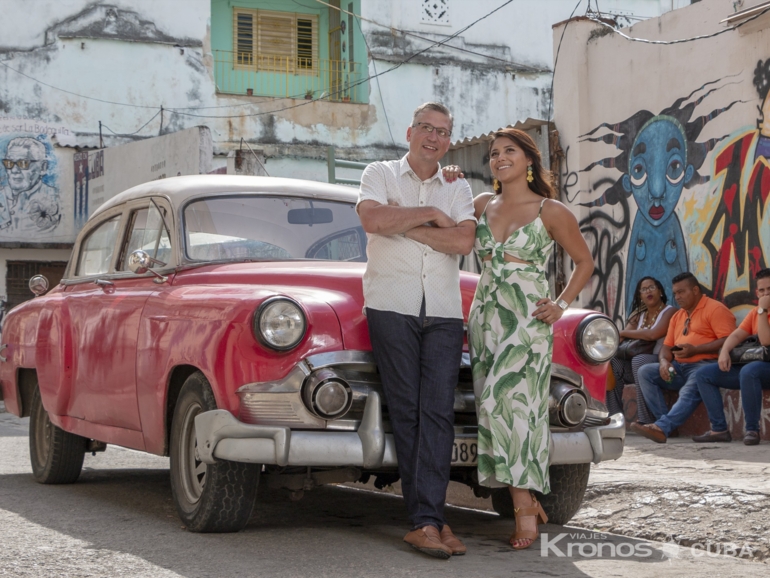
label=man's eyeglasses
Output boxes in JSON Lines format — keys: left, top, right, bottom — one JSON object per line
{"left": 682, "top": 317, "right": 691, "bottom": 336}
{"left": 2, "top": 159, "right": 34, "bottom": 170}
{"left": 412, "top": 122, "right": 452, "bottom": 139}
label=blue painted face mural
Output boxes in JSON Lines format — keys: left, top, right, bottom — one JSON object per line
{"left": 622, "top": 117, "right": 694, "bottom": 228}
{"left": 574, "top": 81, "right": 739, "bottom": 323}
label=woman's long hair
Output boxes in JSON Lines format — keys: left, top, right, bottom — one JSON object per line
{"left": 628, "top": 276, "right": 668, "bottom": 319}
{"left": 489, "top": 128, "right": 555, "bottom": 199}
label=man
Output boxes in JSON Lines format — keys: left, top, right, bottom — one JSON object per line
{"left": 694, "top": 268, "right": 770, "bottom": 445}
{"left": 0, "top": 137, "right": 61, "bottom": 234}
{"left": 631, "top": 272, "right": 736, "bottom": 443}
{"left": 357, "top": 102, "right": 475, "bottom": 559}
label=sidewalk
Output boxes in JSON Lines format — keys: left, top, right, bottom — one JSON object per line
{"left": 353, "top": 433, "right": 770, "bottom": 563}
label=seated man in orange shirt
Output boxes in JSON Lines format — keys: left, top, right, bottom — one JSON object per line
{"left": 695, "top": 268, "right": 770, "bottom": 445}
{"left": 631, "top": 272, "right": 736, "bottom": 443}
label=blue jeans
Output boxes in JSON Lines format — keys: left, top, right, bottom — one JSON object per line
{"left": 637, "top": 360, "right": 714, "bottom": 436}
{"left": 366, "top": 304, "right": 463, "bottom": 531}
{"left": 696, "top": 361, "right": 770, "bottom": 432}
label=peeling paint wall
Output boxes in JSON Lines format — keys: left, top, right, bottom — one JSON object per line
{"left": 553, "top": 0, "right": 770, "bottom": 325}
{"left": 0, "top": 0, "right": 675, "bottom": 183}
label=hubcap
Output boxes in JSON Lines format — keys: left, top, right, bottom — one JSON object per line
{"left": 179, "top": 401, "right": 207, "bottom": 504}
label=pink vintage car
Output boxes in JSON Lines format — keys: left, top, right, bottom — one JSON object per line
{"left": 0, "top": 175, "right": 624, "bottom": 532}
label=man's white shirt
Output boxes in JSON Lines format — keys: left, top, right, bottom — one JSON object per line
{"left": 357, "top": 154, "right": 475, "bottom": 319}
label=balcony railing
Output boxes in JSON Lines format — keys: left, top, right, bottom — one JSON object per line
{"left": 214, "top": 50, "right": 366, "bottom": 103}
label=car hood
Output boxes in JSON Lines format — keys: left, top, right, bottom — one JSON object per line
{"left": 172, "top": 261, "right": 480, "bottom": 350}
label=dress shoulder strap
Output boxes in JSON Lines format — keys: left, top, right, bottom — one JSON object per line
{"left": 538, "top": 198, "right": 547, "bottom": 216}
{"left": 481, "top": 194, "right": 495, "bottom": 216}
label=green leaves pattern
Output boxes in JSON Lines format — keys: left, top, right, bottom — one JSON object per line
{"left": 469, "top": 214, "right": 555, "bottom": 493}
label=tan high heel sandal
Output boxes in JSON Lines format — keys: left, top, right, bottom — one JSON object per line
{"left": 510, "top": 495, "right": 548, "bottom": 550}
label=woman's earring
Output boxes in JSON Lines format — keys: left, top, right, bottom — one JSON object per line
{"left": 493, "top": 178, "right": 500, "bottom": 193}
{"left": 526, "top": 165, "right": 534, "bottom": 183}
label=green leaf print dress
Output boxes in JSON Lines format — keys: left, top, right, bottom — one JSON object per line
{"left": 468, "top": 197, "right": 554, "bottom": 493}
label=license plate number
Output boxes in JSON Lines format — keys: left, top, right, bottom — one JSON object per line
{"left": 451, "top": 438, "right": 478, "bottom": 466}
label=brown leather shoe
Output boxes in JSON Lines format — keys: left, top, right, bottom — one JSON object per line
{"left": 629, "top": 422, "right": 667, "bottom": 443}
{"left": 403, "top": 526, "right": 452, "bottom": 559}
{"left": 440, "top": 524, "right": 467, "bottom": 556}
{"left": 692, "top": 430, "right": 732, "bottom": 443}
{"left": 744, "top": 431, "right": 760, "bottom": 445}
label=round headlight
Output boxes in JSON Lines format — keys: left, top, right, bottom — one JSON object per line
{"left": 314, "top": 381, "right": 350, "bottom": 418}
{"left": 255, "top": 298, "right": 306, "bottom": 350}
{"left": 578, "top": 315, "right": 619, "bottom": 363}
{"left": 562, "top": 390, "right": 588, "bottom": 426}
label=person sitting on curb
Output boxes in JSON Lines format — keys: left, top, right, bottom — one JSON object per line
{"left": 694, "top": 268, "right": 770, "bottom": 445}
{"left": 631, "top": 272, "right": 736, "bottom": 444}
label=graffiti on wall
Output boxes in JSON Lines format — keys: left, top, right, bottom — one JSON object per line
{"left": 699, "top": 60, "right": 770, "bottom": 310}
{"left": 0, "top": 133, "right": 61, "bottom": 239}
{"left": 572, "top": 70, "right": 770, "bottom": 322}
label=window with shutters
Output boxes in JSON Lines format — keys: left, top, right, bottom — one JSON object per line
{"left": 233, "top": 8, "right": 318, "bottom": 73}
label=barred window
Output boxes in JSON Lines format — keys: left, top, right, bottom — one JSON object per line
{"left": 234, "top": 8, "right": 318, "bottom": 73}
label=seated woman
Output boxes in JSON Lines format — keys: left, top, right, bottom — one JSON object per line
{"left": 607, "top": 276, "right": 675, "bottom": 424}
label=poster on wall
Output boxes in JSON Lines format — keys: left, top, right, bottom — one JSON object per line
{"left": 0, "top": 118, "right": 74, "bottom": 244}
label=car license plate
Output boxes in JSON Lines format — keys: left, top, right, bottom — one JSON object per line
{"left": 451, "top": 437, "right": 478, "bottom": 466}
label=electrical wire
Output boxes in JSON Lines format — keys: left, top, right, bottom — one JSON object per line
{"left": 313, "top": 0, "right": 546, "bottom": 73}
{"left": 169, "top": 0, "right": 517, "bottom": 119}
{"left": 100, "top": 109, "right": 162, "bottom": 137}
{"left": 352, "top": 9, "right": 398, "bottom": 152}
{"left": 585, "top": 4, "right": 770, "bottom": 45}
{"left": 548, "top": 0, "right": 583, "bottom": 122}
{"left": 0, "top": 59, "right": 160, "bottom": 110}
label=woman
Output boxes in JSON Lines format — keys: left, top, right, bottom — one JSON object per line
{"left": 467, "top": 128, "right": 593, "bottom": 549}
{"left": 606, "top": 277, "right": 675, "bottom": 423}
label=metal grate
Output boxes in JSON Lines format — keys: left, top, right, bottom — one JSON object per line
{"left": 5, "top": 261, "right": 67, "bottom": 311}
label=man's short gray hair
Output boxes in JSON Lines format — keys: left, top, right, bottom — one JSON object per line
{"left": 7, "top": 137, "right": 47, "bottom": 161}
{"left": 412, "top": 102, "right": 453, "bottom": 131}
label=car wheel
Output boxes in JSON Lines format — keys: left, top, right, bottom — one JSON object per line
{"left": 169, "top": 371, "right": 260, "bottom": 533}
{"left": 490, "top": 463, "right": 591, "bottom": 525}
{"left": 29, "top": 385, "right": 87, "bottom": 484}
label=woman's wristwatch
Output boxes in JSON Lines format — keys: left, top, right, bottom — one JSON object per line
{"left": 556, "top": 299, "right": 569, "bottom": 311}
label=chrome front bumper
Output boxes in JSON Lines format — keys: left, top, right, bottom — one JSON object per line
{"left": 195, "top": 394, "right": 626, "bottom": 468}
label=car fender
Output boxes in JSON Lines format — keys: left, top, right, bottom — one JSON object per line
{"left": 136, "top": 285, "right": 344, "bottom": 455}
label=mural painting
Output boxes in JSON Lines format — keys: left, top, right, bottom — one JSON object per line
{"left": 700, "top": 60, "right": 770, "bottom": 310}
{"left": 572, "top": 68, "right": 770, "bottom": 323}
{"left": 0, "top": 134, "right": 61, "bottom": 239}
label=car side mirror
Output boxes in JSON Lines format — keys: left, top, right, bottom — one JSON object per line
{"left": 29, "top": 275, "right": 49, "bottom": 296}
{"left": 127, "top": 250, "right": 168, "bottom": 284}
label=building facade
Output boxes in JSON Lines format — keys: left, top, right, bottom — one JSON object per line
{"left": 0, "top": 0, "right": 678, "bottom": 310}
{"left": 553, "top": 0, "right": 770, "bottom": 325}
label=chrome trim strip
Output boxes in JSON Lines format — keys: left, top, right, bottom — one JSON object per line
{"left": 305, "top": 350, "right": 376, "bottom": 371}
{"left": 551, "top": 363, "right": 583, "bottom": 388}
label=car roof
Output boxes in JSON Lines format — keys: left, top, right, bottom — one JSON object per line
{"left": 91, "top": 175, "right": 360, "bottom": 217}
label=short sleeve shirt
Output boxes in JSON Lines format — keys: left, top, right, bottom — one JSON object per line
{"left": 738, "top": 308, "right": 770, "bottom": 334}
{"left": 664, "top": 296, "right": 736, "bottom": 362}
{"left": 357, "top": 154, "right": 475, "bottom": 319}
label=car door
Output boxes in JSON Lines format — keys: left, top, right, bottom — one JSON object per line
{"left": 65, "top": 198, "right": 173, "bottom": 432}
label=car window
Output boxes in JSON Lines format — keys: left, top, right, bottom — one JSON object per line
{"left": 76, "top": 216, "right": 121, "bottom": 277}
{"left": 121, "top": 204, "right": 171, "bottom": 271}
{"left": 184, "top": 196, "right": 366, "bottom": 262}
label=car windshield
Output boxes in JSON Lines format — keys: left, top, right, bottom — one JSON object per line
{"left": 183, "top": 195, "right": 367, "bottom": 262}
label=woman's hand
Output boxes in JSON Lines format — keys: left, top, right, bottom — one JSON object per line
{"left": 532, "top": 298, "right": 564, "bottom": 325}
{"left": 442, "top": 165, "right": 465, "bottom": 182}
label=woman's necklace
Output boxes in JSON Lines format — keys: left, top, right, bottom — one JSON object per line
{"left": 641, "top": 303, "right": 664, "bottom": 329}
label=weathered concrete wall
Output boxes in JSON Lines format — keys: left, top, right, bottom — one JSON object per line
{"left": 0, "top": 0, "right": 676, "bottom": 184}
{"left": 553, "top": 0, "right": 770, "bottom": 325}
